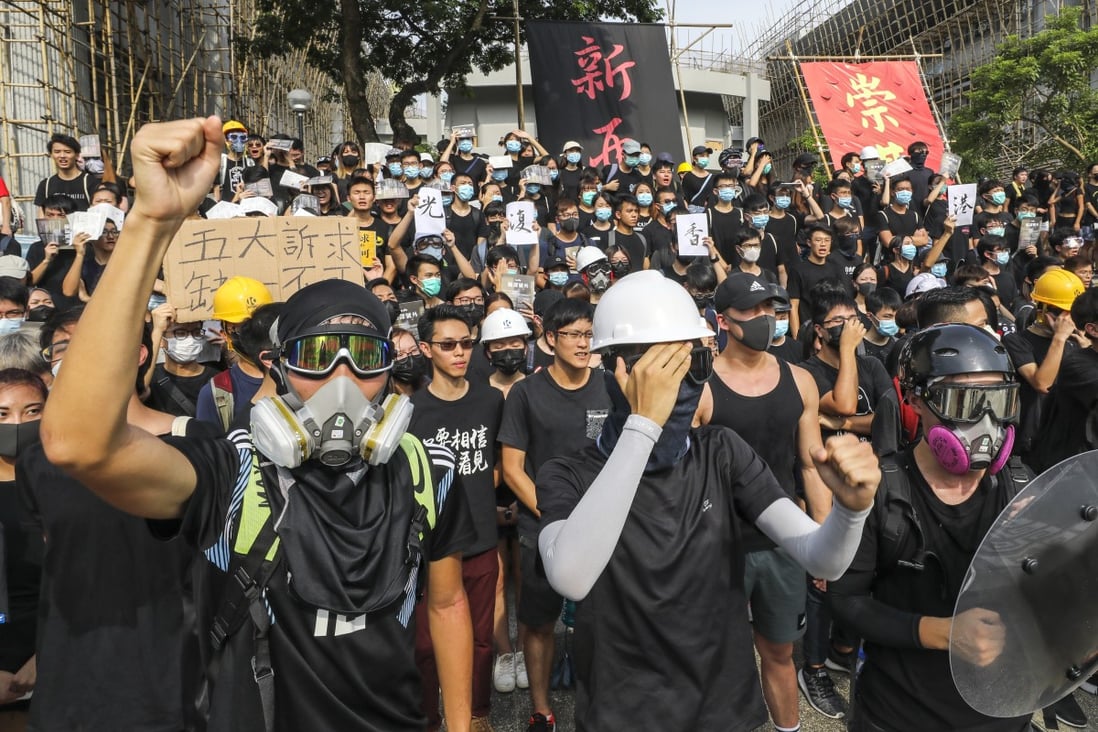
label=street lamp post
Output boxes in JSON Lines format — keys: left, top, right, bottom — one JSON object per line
{"left": 287, "top": 88, "right": 314, "bottom": 144}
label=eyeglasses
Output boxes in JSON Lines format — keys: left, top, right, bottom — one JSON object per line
{"left": 823, "top": 315, "right": 861, "bottom": 327}
{"left": 429, "top": 338, "right": 475, "bottom": 351}
{"left": 279, "top": 332, "right": 392, "bottom": 377}
{"left": 453, "top": 296, "right": 485, "bottom": 306}
{"left": 42, "top": 339, "right": 69, "bottom": 363}
{"left": 555, "top": 330, "right": 594, "bottom": 342}
{"left": 617, "top": 345, "right": 713, "bottom": 386}
{"left": 100, "top": 229, "right": 119, "bottom": 239}
{"left": 168, "top": 327, "right": 204, "bottom": 339}
{"left": 0, "top": 308, "right": 25, "bottom": 320}
{"left": 923, "top": 381, "right": 1020, "bottom": 424}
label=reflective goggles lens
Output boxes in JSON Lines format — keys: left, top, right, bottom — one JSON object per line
{"left": 281, "top": 333, "right": 392, "bottom": 377}
{"left": 924, "top": 382, "right": 1020, "bottom": 424}
{"left": 620, "top": 345, "right": 713, "bottom": 386}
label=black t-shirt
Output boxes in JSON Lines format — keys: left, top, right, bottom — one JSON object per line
{"left": 787, "top": 257, "right": 853, "bottom": 323}
{"left": 0, "top": 479, "right": 40, "bottom": 672}
{"left": 802, "top": 353, "right": 891, "bottom": 441}
{"left": 681, "top": 171, "right": 716, "bottom": 209}
{"left": 1001, "top": 329, "right": 1070, "bottom": 454}
{"left": 600, "top": 165, "right": 643, "bottom": 196}
{"left": 409, "top": 382, "right": 503, "bottom": 555}
{"left": 537, "top": 427, "right": 786, "bottom": 732}
{"left": 878, "top": 260, "right": 915, "bottom": 300}
{"left": 34, "top": 172, "right": 99, "bottom": 211}
{"left": 1030, "top": 346, "right": 1098, "bottom": 471}
{"left": 167, "top": 431, "right": 474, "bottom": 732}
{"left": 497, "top": 368, "right": 610, "bottom": 537}
{"left": 25, "top": 241, "right": 79, "bottom": 308}
{"left": 450, "top": 155, "right": 487, "bottom": 185}
{"left": 765, "top": 213, "right": 799, "bottom": 270}
{"left": 558, "top": 166, "right": 583, "bottom": 201}
{"left": 877, "top": 206, "right": 921, "bottom": 242}
{"left": 218, "top": 155, "right": 248, "bottom": 201}
{"left": 18, "top": 419, "right": 218, "bottom": 731}
{"left": 445, "top": 207, "right": 488, "bottom": 260}
{"left": 580, "top": 223, "right": 613, "bottom": 251}
{"left": 769, "top": 336, "right": 804, "bottom": 364}
{"left": 149, "top": 363, "right": 220, "bottom": 417}
{"left": 709, "top": 207, "right": 743, "bottom": 262}
{"left": 609, "top": 230, "right": 647, "bottom": 273}
{"left": 643, "top": 220, "right": 673, "bottom": 255}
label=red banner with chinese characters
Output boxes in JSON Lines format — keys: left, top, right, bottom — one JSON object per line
{"left": 799, "top": 61, "right": 944, "bottom": 171}
{"left": 526, "top": 21, "right": 682, "bottom": 171}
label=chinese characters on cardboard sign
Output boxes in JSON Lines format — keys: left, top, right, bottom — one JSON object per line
{"left": 163, "top": 217, "right": 362, "bottom": 321}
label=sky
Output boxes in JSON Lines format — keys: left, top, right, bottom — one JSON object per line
{"left": 665, "top": 0, "right": 814, "bottom": 57}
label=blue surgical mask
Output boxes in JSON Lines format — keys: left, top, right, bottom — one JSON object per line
{"left": 549, "top": 271, "right": 569, "bottom": 287}
{"left": 876, "top": 319, "right": 899, "bottom": 337}
{"left": 851, "top": 163, "right": 862, "bottom": 174}
{"left": 421, "top": 166, "right": 434, "bottom": 178}
{"left": 696, "top": 157, "right": 710, "bottom": 169}
{"left": 491, "top": 194, "right": 503, "bottom": 203}
{"left": 773, "top": 319, "right": 789, "bottom": 339}
{"left": 901, "top": 243, "right": 917, "bottom": 260}
{"left": 1018, "top": 211, "right": 1036, "bottom": 220}
{"left": 457, "top": 140, "right": 473, "bottom": 154}
{"left": 0, "top": 318, "right": 22, "bottom": 336}
{"left": 566, "top": 151, "right": 582, "bottom": 165}
{"left": 595, "top": 207, "right": 612, "bottom": 222}
{"left": 403, "top": 165, "right": 420, "bottom": 179}
{"left": 895, "top": 190, "right": 913, "bottom": 205}
{"left": 440, "top": 171, "right": 454, "bottom": 184}
{"left": 442, "top": 194, "right": 453, "bottom": 205}
{"left": 422, "top": 246, "right": 444, "bottom": 262}
{"left": 505, "top": 140, "right": 522, "bottom": 154}
{"left": 582, "top": 191, "right": 597, "bottom": 206}
{"left": 388, "top": 162, "right": 403, "bottom": 177}
{"left": 457, "top": 184, "right": 475, "bottom": 202}
{"left": 549, "top": 169, "right": 559, "bottom": 181}
{"left": 991, "top": 191, "right": 1007, "bottom": 206}
{"left": 751, "top": 214, "right": 770, "bottom": 229}
{"left": 623, "top": 156, "right": 640, "bottom": 168}
{"left": 525, "top": 183, "right": 541, "bottom": 195}
{"left": 492, "top": 169, "right": 508, "bottom": 182}
{"left": 931, "top": 263, "right": 948, "bottom": 278}
{"left": 661, "top": 202, "right": 676, "bottom": 215}
{"left": 995, "top": 251, "right": 1010, "bottom": 266}
{"left": 718, "top": 188, "right": 738, "bottom": 203}
{"left": 837, "top": 195, "right": 853, "bottom": 207}
{"left": 230, "top": 140, "right": 245, "bottom": 154}
{"left": 987, "top": 226, "right": 1006, "bottom": 237}
{"left": 775, "top": 195, "right": 791, "bottom": 209}
{"left": 636, "top": 192, "right": 653, "bottom": 207}
{"left": 639, "top": 153, "right": 652, "bottom": 166}
{"left": 421, "top": 276, "right": 442, "bottom": 297}
{"left": 762, "top": 162, "right": 772, "bottom": 175}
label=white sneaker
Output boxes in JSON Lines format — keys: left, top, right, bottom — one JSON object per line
{"left": 515, "top": 650, "right": 529, "bottom": 689}
{"left": 493, "top": 653, "right": 516, "bottom": 693}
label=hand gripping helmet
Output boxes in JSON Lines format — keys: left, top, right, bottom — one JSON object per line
{"left": 1031, "top": 268, "right": 1085, "bottom": 312}
{"left": 213, "top": 276, "right": 274, "bottom": 324}
{"left": 591, "top": 270, "right": 714, "bottom": 353}
{"left": 898, "top": 323, "right": 1019, "bottom": 475}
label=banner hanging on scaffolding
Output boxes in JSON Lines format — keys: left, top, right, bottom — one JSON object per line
{"left": 799, "top": 61, "right": 944, "bottom": 172}
{"left": 526, "top": 21, "right": 682, "bottom": 174}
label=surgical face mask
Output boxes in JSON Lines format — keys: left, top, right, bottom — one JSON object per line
{"left": 559, "top": 217, "right": 580, "bottom": 233}
{"left": 990, "top": 191, "right": 1007, "bottom": 206}
{"left": 718, "top": 188, "right": 738, "bottom": 203}
{"left": 837, "top": 195, "right": 853, "bottom": 208}
{"left": 566, "top": 151, "right": 582, "bottom": 165}
{"left": 548, "top": 271, "right": 569, "bottom": 287}
{"left": 456, "top": 184, "right": 475, "bottom": 202}
{"left": 775, "top": 195, "right": 791, "bottom": 209}
{"left": 505, "top": 140, "right": 523, "bottom": 154}
{"left": 931, "top": 263, "right": 948, "bottom": 278}
{"left": 987, "top": 226, "right": 1006, "bottom": 237}
{"left": 1018, "top": 211, "right": 1036, "bottom": 220}
{"left": 762, "top": 163, "right": 772, "bottom": 175}
{"left": 773, "top": 318, "right": 789, "bottom": 339}
{"left": 624, "top": 156, "right": 640, "bottom": 168}
{"left": 635, "top": 153, "right": 650, "bottom": 166}
{"left": 731, "top": 314, "right": 776, "bottom": 352}
{"left": 525, "top": 183, "right": 541, "bottom": 195}
{"left": 392, "top": 354, "right": 427, "bottom": 384}
{"left": 595, "top": 207, "right": 612, "bottom": 222}
{"left": 51, "top": 360, "right": 62, "bottom": 378}
{"left": 0, "top": 421, "right": 41, "bottom": 458}
{"left": 857, "top": 282, "right": 876, "bottom": 297}
{"left": 492, "top": 170, "right": 508, "bottom": 182}
{"left": 895, "top": 190, "right": 913, "bottom": 205}
{"left": 636, "top": 192, "right": 653, "bottom": 207}
{"left": 420, "top": 276, "right": 442, "bottom": 297}
{"left": 661, "top": 201, "right": 677, "bottom": 215}
{"left": 900, "top": 243, "right": 917, "bottom": 260}
{"left": 421, "top": 245, "right": 444, "bottom": 261}
{"left": 876, "top": 318, "right": 899, "bottom": 337}
{"left": 739, "top": 245, "right": 761, "bottom": 263}
{"left": 489, "top": 347, "right": 527, "bottom": 376}
{"left": 421, "top": 166, "right": 434, "bottom": 178}
{"left": 388, "top": 162, "right": 403, "bottom": 177}
{"left": 457, "top": 140, "right": 473, "bottom": 154}
{"left": 441, "top": 194, "right": 453, "bottom": 206}
{"left": 491, "top": 194, "right": 504, "bottom": 203}
{"left": 695, "top": 157, "right": 709, "bottom": 169}
{"left": 166, "top": 335, "right": 205, "bottom": 363}
{"left": 581, "top": 191, "right": 597, "bottom": 206}
{"left": 342, "top": 155, "right": 360, "bottom": 168}
{"left": 850, "top": 163, "right": 862, "bottom": 174}
{"left": 995, "top": 251, "right": 1010, "bottom": 266}
{"left": 403, "top": 165, "right": 420, "bottom": 179}
{"left": 588, "top": 270, "right": 611, "bottom": 293}
{"left": 440, "top": 171, "right": 455, "bottom": 184}
{"left": 549, "top": 169, "right": 559, "bottom": 181}
{"left": 751, "top": 214, "right": 770, "bottom": 229}
{"left": 0, "top": 318, "right": 22, "bottom": 336}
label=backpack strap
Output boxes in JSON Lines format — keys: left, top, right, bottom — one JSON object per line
{"left": 157, "top": 374, "right": 197, "bottom": 417}
{"left": 876, "top": 453, "right": 927, "bottom": 571}
{"left": 689, "top": 174, "right": 712, "bottom": 205}
{"left": 212, "top": 370, "right": 235, "bottom": 433}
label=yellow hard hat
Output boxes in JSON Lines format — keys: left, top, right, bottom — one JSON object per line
{"left": 676, "top": 162, "right": 692, "bottom": 175}
{"left": 222, "top": 119, "right": 247, "bottom": 136}
{"left": 213, "top": 276, "right": 273, "bottom": 323}
{"left": 1032, "top": 268, "right": 1085, "bottom": 311}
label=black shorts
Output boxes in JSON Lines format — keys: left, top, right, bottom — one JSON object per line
{"left": 517, "top": 538, "right": 563, "bottom": 628}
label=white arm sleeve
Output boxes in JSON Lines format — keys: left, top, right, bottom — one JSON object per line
{"left": 754, "top": 498, "right": 871, "bottom": 581}
{"left": 538, "top": 414, "right": 661, "bottom": 601}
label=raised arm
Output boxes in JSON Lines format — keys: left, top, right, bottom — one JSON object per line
{"left": 41, "top": 117, "right": 224, "bottom": 519}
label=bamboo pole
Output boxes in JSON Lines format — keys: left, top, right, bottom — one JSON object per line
{"left": 117, "top": 59, "right": 151, "bottom": 173}
{"left": 787, "top": 40, "right": 831, "bottom": 181}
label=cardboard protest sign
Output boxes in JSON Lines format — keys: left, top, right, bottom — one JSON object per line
{"left": 396, "top": 300, "right": 425, "bottom": 332}
{"left": 947, "top": 183, "right": 977, "bottom": 227}
{"left": 1019, "top": 218, "right": 1041, "bottom": 250}
{"left": 414, "top": 187, "right": 447, "bottom": 236}
{"left": 359, "top": 229, "right": 378, "bottom": 267}
{"left": 505, "top": 202, "right": 538, "bottom": 246}
{"left": 163, "top": 217, "right": 362, "bottom": 321}
{"left": 675, "top": 213, "right": 710, "bottom": 256}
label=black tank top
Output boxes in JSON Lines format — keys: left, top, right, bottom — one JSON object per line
{"left": 708, "top": 358, "right": 804, "bottom": 551}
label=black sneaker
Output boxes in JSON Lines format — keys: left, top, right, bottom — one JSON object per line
{"left": 798, "top": 666, "right": 847, "bottom": 719}
{"left": 824, "top": 646, "right": 857, "bottom": 675}
{"left": 527, "top": 712, "right": 556, "bottom": 732}
{"left": 1050, "top": 695, "right": 1088, "bottom": 728}
{"left": 1081, "top": 672, "right": 1098, "bottom": 695}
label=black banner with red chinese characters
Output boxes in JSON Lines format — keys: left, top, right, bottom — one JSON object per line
{"left": 526, "top": 21, "right": 681, "bottom": 170}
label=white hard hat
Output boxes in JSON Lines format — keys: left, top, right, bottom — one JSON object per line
{"left": 480, "top": 307, "right": 531, "bottom": 343}
{"left": 575, "top": 246, "right": 608, "bottom": 272}
{"left": 239, "top": 197, "right": 278, "bottom": 217}
{"left": 591, "top": 270, "right": 714, "bottom": 352}
{"left": 859, "top": 146, "right": 880, "bottom": 160}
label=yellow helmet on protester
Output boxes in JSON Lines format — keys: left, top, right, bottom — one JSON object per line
{"left": 676, "top": 162, "right": 692, "bottom": 175}
{"left": 1031, "top": 268, "right": 1085, "bottom": 311}
{"left": 222, "top": 120, "right": 247, "bottom": 136}
{"left": 213, "top": 276, "right": 273, "bottom": 323}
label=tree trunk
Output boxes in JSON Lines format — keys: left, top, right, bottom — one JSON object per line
{"left": 340, "top": 0, "right": 380, "bottom": 142}
{"left": 388, "top": 85, "right": 422, "bottom": 145}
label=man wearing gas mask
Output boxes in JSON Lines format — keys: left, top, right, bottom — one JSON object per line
{"left": 216, "top": 120, "right": 249, "bottom": 202}
{"left": 828, "top": 323, "right": 1033, "bottom": 732}
{"left": 574, "top": 246, "right": 615, "bottom": 305}
{"left": 43, "top": 117, "right": 477, "bottom": 732}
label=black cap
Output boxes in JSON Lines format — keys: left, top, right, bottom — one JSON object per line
{"left": 544, "top": 255, "right": 568, "bottom": 270}
{"left": 718, "top": 149, "right": 742, "bottom": 168}
{"left": 276, "top": 280, "right": 390, "bottom": 343}
{"left": 793, "top": 153, "right": 818, "bottom": 168}
{"left": 714, "top": 272, "right": 776, "bottom": 312}
{"left": 692, "top": 145, "right": 714, "bottom": 157}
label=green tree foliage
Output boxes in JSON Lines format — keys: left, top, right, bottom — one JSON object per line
{"left": 242, "top": 0, "right": 662, "bottom": 144}
{"left": 951, "top": 8, "right": 1098, "bottom": 171}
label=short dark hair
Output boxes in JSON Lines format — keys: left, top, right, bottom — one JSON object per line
{"left": 951, "top": 264, "right": 993, "bottom": 287}
{"left": 1049, "top": 227, "right": 1080, "bottom": 250}
{"left": 742, "top": 193, "right": 769, "bottom": 213}
{"left": 543, "top": 297, "right": 594, "bottom": 334}
{"left": 417, "top": 303, "right": 471, "bottom": 343}
{"left": 347, "top": 176, "right": 374, "bottom": 191}
{"left": 976, "top": 235, "right": 1008, "bottom": 258}
{"left": 43, "top": 195, "right": 75, "bottom": 214}
{"left": 0, "top": 368, "right": 48, "bottom": 401}
{"left": 92, "top": 182, "right": 123, "bottom": 204}
{"left": 916, "top": 285, "right": 982, "bottom": 327}
{"left": 866, "top": 287, "right": 902, "bottom": 314}
{"left": 810, "top": 289, "right": 857, "bottom": 326}
{"left": 0, "top": 279, "right": 28, "bottom": 309}
{"left": 48, "top": 133, "right": 80, "bottom": 155}
{"left": 840, "top": 152, "right": 860, "bottom": 168}
{"left": 485, "top": 245, "right": 520, "bottom": 271}
{"left": 241, "top": 166, "right": 270, "bottom": 184}
{"left": 827, "top": 179, "right": 852, "bottom": 195}
{"left": 408, "top": 253, "right": 442, "bottom": 279}
{"left": 444, "top": 277, "right": 484, "bottom": 302}
{"left": 685, "top": 261, "right": 717, "bottom": 291}
{"left": 1070, "top": 287, "right": 1098, "bottom": 329}
{"left": 731, "top": 229, "right": 762, "bottom": 248}
{"left": 804, "top": 223, "right": 834, "bottom": 240}
{"left": 614, "top": 195, "right": 639, "bottom": 212}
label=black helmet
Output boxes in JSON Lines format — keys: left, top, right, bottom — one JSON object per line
{"left": 898, "top": 323, "right": 1014, "bottom": 392}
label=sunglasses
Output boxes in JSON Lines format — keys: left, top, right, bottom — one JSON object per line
{"left": 922, "top": 382, "right": 1020, "bottom": 424}
{"left": 429, "top": 338, "right": 475, "bottom": 352}
{"left": 279, "top": 333, "right": 392, "bottom": 378}
{"left": 616, "top": 345, "right": 713, "bottom": 386}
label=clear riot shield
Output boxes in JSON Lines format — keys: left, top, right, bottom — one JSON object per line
{"left": 951, "top": 450, "right": 1098, "bottom": 718}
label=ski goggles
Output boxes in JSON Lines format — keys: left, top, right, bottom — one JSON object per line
{"left": 617, "top": 344, "right": 713, "bottom": 386}
{"left": 279, "top": 332, "right": 392, "bottom": 378}
{"left": 923, "top": 381, "right": 1020, "bottom": 424}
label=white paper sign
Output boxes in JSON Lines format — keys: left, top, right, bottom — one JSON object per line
{"left": 947, "top": 183, "right": 978, "bottom": 227}
{"left": 505, "top": 202, "right": 538, "bottom": 246}
{"left": 882, "top": 158, "right": 913, "bottom": 179}
{"left": 675, "top": 214, "right": 710, "bottom": 256}
{"left": 279, "top": 170, "right": 309, "bottom": 190}
{"left": 68, "top": 211, "right": 106, "bottom": 240}
{"left": 305, "top": 175, "right": 333, "bottom": 186}
{"left": 205, "top": 201, "right": 244, "bottom": 220}
{"left": 79, "top": 135, "right": 101, "bottom": 158}
{"left": 489, "top": 155, "right": 513, "bottom": 170}
{"left": 414, "top": 187, "right": 447, "bottom": 236}
{"left": 87, "top": 203, "right": 124, "bottom": 229}
{"left": 363, "top": 143, "right": 391, "bottom": 165}
{"left": 267, "top": 138, "right": 294, "bottom": 152}
{"left": 452, "top": 125, "right": 475, "bottom": 139}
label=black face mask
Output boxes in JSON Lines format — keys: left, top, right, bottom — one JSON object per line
{"left": 911, "top": 151, "right": 928, "bottom": 166}
{"left": 858, "top": 282, "right": 876, "bottom": 297}
{"left": 824, "top": 323, "right": 844, "bottom": 347}
{"left": 731, "top": 314, "right": 776, "bottom": 352}
{"left": 610, "top": 262, "right": 630, "bottom": 278}
{"left": 675, "top": 254, "right": 695, "bottom": 266}
{"left": 384, "top": 301, "right": 401, "bottom": 325}
{"left": 559, "top": 218, "right": 580, "bottom": 233}
{"left": 456, "top": 303, "right": 486, "bottom": 325}
{"left": 391, "top": 354, "right": 427, "bottom": 384}
{"left": 838, "top": 234, "right": 860, "bottom": 255}
{"left": 341, "top": 154, "right": 360, "bottom": 168}
{"left": 692, "top": 293, "right": 713, "bottom": 310}
{"left": 489, "top": 347, "right": 527, "bottom": 375}
{"left": 0, "top": 421, "right": 40, "bottom": 458}
{"left": 488, "top": 222, "right": 502, "bottom": 235}
{"left": 27, "top": 305, "right": 54, "bottom": 323}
